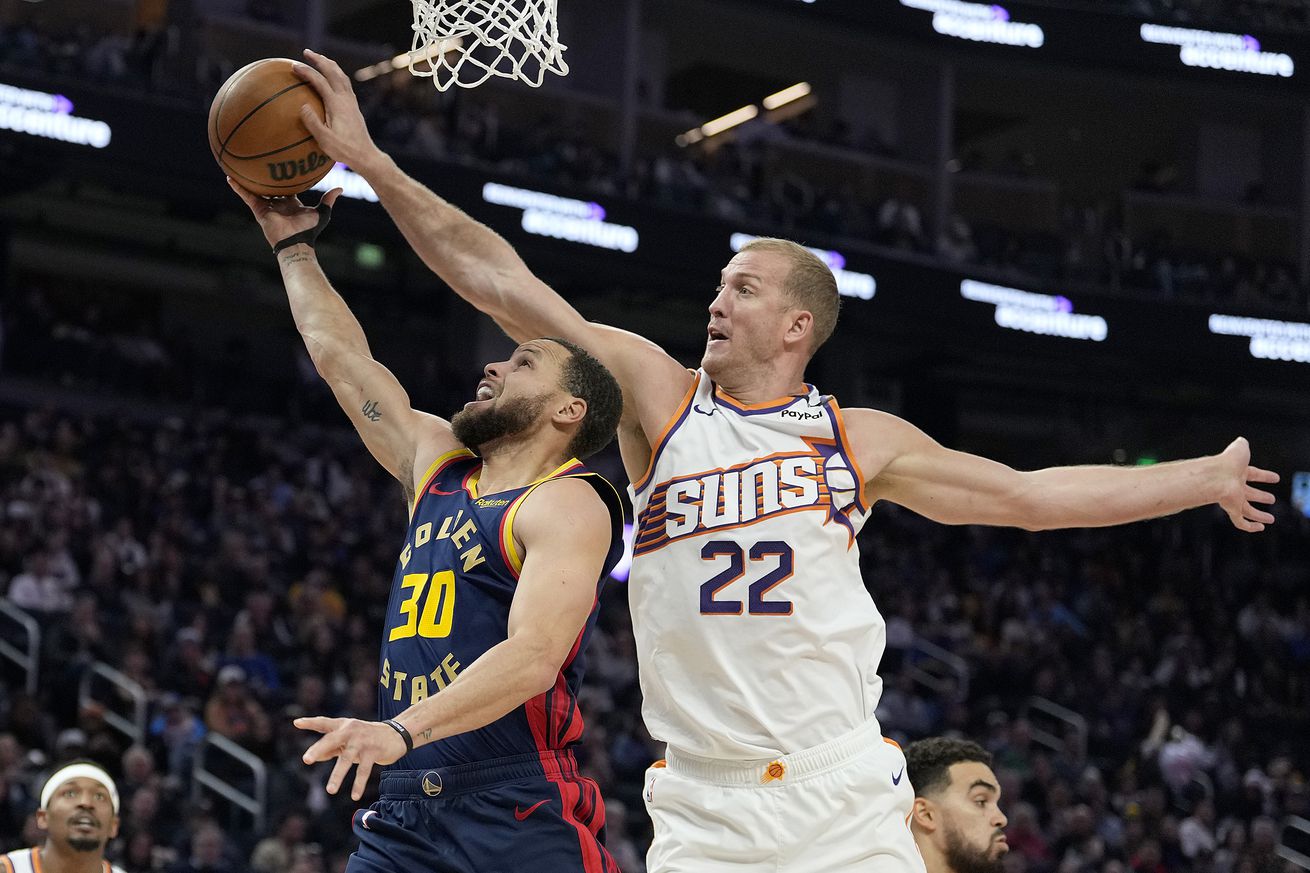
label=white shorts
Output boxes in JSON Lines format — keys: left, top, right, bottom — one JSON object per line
{"left": 642, "top": 718, "right": 927, "bottom": 873}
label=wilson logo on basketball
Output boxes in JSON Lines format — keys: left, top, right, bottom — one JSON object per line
{"left": 267, "top": 151, "right": 331, "bottom": 181}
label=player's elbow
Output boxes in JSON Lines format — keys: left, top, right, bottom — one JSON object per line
{"left": 1005, "top": 473, "right": 1049, "bottom": 531}
{"left": 512, "top": 636, "right": 566, "bottom": 695}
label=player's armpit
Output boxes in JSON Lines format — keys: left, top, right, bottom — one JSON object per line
{"left": 504, "top": 478, "right": 614, "bottom": 685}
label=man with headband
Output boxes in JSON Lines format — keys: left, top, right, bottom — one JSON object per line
{"left": 3, "top": 762, "right": 125, "bottom": 873}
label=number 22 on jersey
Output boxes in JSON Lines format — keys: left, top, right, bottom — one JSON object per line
{"left": 699, "top": 540, "right": 794, "bottom": 616}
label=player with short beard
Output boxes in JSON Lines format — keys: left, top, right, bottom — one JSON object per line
{"left": 905, "top": 738, "right": 1009, "bottom": 873}
{"left": 3, "top": 762, "right": 126, "bottom": 873}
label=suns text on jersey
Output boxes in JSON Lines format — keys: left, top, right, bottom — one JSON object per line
{"left": 634, "top": 448, "right": 857, "bottom": 555}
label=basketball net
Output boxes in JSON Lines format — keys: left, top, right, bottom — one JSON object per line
{"left": 408, "top": 0, "right": 568, "bottom": 90}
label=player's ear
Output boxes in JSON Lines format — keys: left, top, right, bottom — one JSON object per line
{"left": 784, "top": 309, "right": 813, "bottom": 347}
{"left": 553, "top": 396, "right": 587, "bottom": 427}
{"left": 910, "top": 796, "right": 938, "bottom": 834}
{"left": 108, "top": 814, "right": 120, "bottom": 840}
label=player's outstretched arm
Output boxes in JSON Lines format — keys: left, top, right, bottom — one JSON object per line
{"left": 846, "top": 409, "right": 1278, "bottom": 532}
{"left": 228, "top": 180, "right": 459, "bottom": 499}
{"left": 294, "top": 478, "right": 611, "bottom": 801}
{"left": 289, "top": 50, "right": 692, "bottom": 454}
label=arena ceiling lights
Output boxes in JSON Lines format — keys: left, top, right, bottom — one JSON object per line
{"left": 676, "top": 83, "right": 812, "bottom": 147}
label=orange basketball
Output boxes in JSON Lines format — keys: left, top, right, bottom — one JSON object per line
{"left": 208, "top": 58, "right": 334, "bottom": 197}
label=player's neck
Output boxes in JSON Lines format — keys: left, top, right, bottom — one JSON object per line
{"left": 475, "top": 438, "right": 572, "bottom": 495}
{"left": 712, "top": 369, "right": 808, "bottom": 406}
{"left": 38, "top": 843, "right": 107, "bottom": 873}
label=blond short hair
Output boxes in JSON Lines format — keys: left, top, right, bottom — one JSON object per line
{"left": 741, "top": 238, "right": 840, "bottom": 353}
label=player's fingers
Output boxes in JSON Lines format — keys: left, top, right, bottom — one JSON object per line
{"left": 299, "top": 104, "right": 330, "bottom": 139}
{"left": 302, "top": 732, "right": 344, "bottom": 764}
{"left": 325, "top": 753, "right": 354, "bottom": 796}
{"left": 1247, "top": 466, "right": 1280, "bottom": 485}
{"left": 1245, "top": 486, "right": 1276, "bottom": 505}
{"left": 1245, "top": 505, "right": 1276, "bottom": 526}
{"left": 351, "top": 758, "right": 374, "bottom": 802}
{"left": 303, "top": 49, "right": 353, "bottom": 93}
{"left": 225, "top": 176, "right": 259, "bottom": 208}
{"left": 292, "top": 56, "right": 334, "bottom": 98}
{"left": 321, "top": 187, "right": 344, "bottom": 208}
{"left": 294, "top": 716, "right": 339, "bottom": 734}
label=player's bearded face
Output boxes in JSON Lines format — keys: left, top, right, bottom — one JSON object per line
{"left": 451, "top": 391, "right": 549, "bottom": 452}
{"left": 942, "top": 818, "right": 1007, "bottom": 873}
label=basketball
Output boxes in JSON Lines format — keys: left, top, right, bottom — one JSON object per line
{"left": 207, "top": 58, "right": 333, "bottom": 197}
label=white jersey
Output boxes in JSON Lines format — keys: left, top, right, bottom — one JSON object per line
{"left": 3, "top": 848, "right": 125, "bottom": 873}
{"left": 629, "top": 371, "right": 886, "bottom": 760}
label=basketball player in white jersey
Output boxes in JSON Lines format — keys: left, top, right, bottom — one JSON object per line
{"left": 287, "top": 50, "right": 1279, "bottom": 872}
{"left": 4, "top": 762, "right": 125, "bottom": 873}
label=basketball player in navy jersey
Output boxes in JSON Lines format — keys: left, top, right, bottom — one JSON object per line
{"left": 287, "top": 51, "right": 1278, "bottom": 873}
{"left": 228, "top": 181, "right": 627, "bottom": 873}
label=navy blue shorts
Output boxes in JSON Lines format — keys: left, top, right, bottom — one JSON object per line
{"left": 345, "top": 751, "right": 621, "bottom": 873}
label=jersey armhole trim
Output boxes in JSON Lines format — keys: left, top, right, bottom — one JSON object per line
{"left": 632, "top": 370, "right": 701, "bottom": 494}
{"left": 826, "top": 399, "right": 870, "bottom": 514}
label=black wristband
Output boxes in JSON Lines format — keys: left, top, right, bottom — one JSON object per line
{"left": 382, "top": 718, "right": 414, "bottom": 753}
{"left": 272, "top": 194, "right": 334, "bottom": 254}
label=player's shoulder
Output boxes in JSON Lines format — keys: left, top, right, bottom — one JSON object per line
{"left": 1, "top": 847, "right": 33, "bottom": 872}
{"left": 516, "top": 471, "right": 620, "bottom": 535}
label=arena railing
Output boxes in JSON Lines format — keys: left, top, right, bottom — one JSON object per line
{"left": 1280, "top": 816, "right": 1310, "bottom": 871}
{"left": 78, "top": 661, "right": 148, "bottom": 744}
{"left": 0, "top": 600, "right": 40, "bottom": 695}
{"left": 1023, "top": 696, "right": 1089, "bottom": 763}
{"left": 907, "top": 635, "right": 970, "bottom": 701}
{"left": 192, "top": 732, "right": 268, "bottom": 834}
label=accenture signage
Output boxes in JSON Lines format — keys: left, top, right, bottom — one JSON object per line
{"left": 962, "top": 279, "right": 1107, "bottom": 342}
{"left": 899, "top": 0, "right": 1045, "bottom": 49}
{"left": 0, "top": 82, "right": 112, "bottom": 149}
{"left": 1140, "top": 24, "right": 1294, "bottom": 78}
{"left": 482, "top": 182, "right": 639, "bottom": 254}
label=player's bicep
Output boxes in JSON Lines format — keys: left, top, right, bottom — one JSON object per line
{"left": 505, "top": 480, "right": 613, "bottom": 668}
{"left": 858, "top": 410, "right": 1031, "bottom": 527}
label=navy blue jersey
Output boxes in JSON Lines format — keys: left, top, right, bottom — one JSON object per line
{"left": 377, "top": 448, "right": 624, "bottom": 771}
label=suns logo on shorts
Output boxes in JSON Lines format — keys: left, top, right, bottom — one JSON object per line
{"left": 634, "top": 438, "right": 861, "bottom": 556}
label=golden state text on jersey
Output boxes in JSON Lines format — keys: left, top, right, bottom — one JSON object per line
{"left": 379, "top": 448, "right": 624, "bottom": 769}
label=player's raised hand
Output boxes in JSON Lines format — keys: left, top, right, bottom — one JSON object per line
{"left": 227, "top": 178, "right": 340, "bottom": 250}
{"left": 293, "top": 49, "right": 383, "bottom": 173}
{"left": 295, "top": 716, "right": 408, "bottom": 802}
{"left": 1215, "top": 437, "right": 1279, "bottom": 533}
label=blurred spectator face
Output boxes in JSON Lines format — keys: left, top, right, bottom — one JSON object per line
{"left": 122, "top": 744, "right": 154, "bottom": 783}
{"left": 192, "top": 825, "right": 225, "bottom": 866}
{"left": 38, "top": 776, "right": 119, "bottom": 853}
{"left": 914, "top": 760, "right": 1010, "bottom": 873}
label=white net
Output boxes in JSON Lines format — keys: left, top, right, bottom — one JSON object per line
{"left": 409, "top": 0, "right": 568, "bottom": 91}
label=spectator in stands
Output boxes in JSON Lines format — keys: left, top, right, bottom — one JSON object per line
{"left": 202, "top": 666, "right": 271, "bottom": 754}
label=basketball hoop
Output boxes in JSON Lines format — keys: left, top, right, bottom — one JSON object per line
{"left": 408, "top": 0, "right": 568, "bottom": 91}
